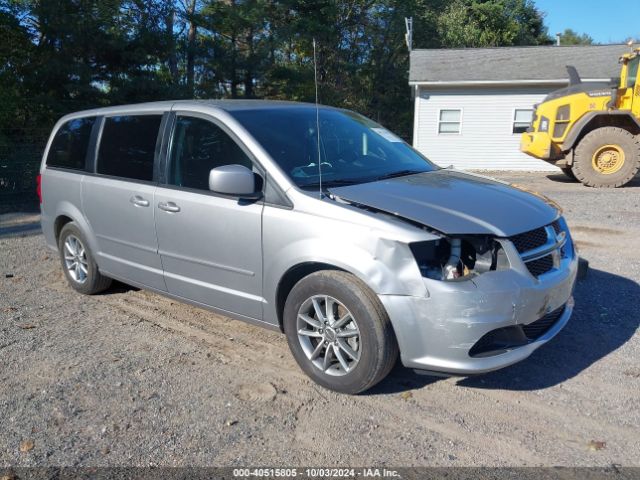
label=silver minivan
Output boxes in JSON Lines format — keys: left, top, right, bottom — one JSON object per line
{"left": 39, "top": 100, "right": 578, "bottom": 393}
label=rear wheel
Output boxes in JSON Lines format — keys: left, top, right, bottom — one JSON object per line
{"left": 58, "top": 223, "right": 112, "bottom": 294}
{"left": 573, "top": 127, "right": 640, "bottom": 187}
{"left": 283, "top": 270, "right": 398, "bottom": 394}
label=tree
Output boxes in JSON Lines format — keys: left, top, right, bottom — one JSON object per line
{"left": 199, "top": 0, "right": 272, "bottom": 98}
{"left": 558, "top": 28, "right": 593, "bottom": 45}
{"left": 1, "top": 0, "right": 555, "bottom": 207}
{"left": 436, "top": 0, "right": 550, "bottom": 48}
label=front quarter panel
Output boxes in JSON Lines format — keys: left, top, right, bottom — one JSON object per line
{"left": 261, "top": 199, "right": 434, "bottom": 326}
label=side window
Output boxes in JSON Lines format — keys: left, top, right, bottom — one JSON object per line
{"left": 167, "top": 116, "right": 253, "bottom": 191}
{"left": 438, "top": 109, "right": 462, "bottom": 134}
{"left": 512, "top": 109, "right": 533, "bottom": 134}
{"left": 97, "top": 115, "right": 162, "bottom": 181}
{"left": 627, "top": 58, "right": 639, "bottom": 89}
{"left": 46, "top": 117, "right": 96, "bottom": 170}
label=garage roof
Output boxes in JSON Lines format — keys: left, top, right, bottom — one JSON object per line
{"left": 409, "top": 44, "right": 625, "bottom": 85}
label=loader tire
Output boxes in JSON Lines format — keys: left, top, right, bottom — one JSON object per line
{"left": 573, "top": 127, "right": 640, "bottom": 187}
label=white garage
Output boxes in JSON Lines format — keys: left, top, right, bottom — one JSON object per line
{"left": 409, "top": 44, "right": 623, "bottom": 171}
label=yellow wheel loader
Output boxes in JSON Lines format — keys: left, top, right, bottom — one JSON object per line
{"left": 521, "top": 48, "right": 640, "bottom": 187}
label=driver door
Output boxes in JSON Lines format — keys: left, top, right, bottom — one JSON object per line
{"left": 628, "top": 56, "right": 640, "bottom": 116}
{"left": 621, "top": 56, "right": 639, "bottom": 112}
{"left": 154, "top": 113, "right": 264, "bottom": 320}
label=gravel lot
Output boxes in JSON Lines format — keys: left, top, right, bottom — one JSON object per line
{"left": 1, "top": 172, "right": 639, "bottom": 468}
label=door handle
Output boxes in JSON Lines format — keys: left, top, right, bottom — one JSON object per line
{"left": 130, "top": 195, "right": 149, "bottom": 207}
{"left": 158, "top": 201, "right": 181, "bottom": 213}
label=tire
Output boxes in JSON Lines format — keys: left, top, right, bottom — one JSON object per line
{"left": 560, "top": 166, "right": 577, "bottom": 181}
{"left": 283, "top": 270, "right": 398, "bottom": 394}
{"left": 58, "top": 222, "right": 112, "bottom": 295}
{"left": 573, "top": 127, "right": 640, "bottom": 187}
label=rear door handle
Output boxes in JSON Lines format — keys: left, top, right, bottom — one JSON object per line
{"left": 130, "top": 195, "right": 149, "bottom": 207}
{"left": 158, "top": 201, "right": 181, "bottom": 213}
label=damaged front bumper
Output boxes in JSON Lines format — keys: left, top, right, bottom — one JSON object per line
{"left": 379, "top": 249, "right": 578, "bottom": 375}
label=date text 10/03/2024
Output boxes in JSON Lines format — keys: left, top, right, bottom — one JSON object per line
{"left": 232, "top": 468, "right": 401, "bottom": 478}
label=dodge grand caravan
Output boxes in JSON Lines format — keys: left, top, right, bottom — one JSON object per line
{"left": 39, "top": 100, "right": 577, "bottom": 394}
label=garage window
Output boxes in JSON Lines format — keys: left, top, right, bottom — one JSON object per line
{"left": 513, "top": 109, "right": 533, "bottom": 134}
{"left": 438, "top": 109, "right": 462, "bottom": 134}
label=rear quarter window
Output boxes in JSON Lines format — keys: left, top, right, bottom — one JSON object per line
{"left": 46, "top": 117, "right": 96, "bottom": 170}
{"left": 97, "top": 115, "right": 162, "bottom": 181}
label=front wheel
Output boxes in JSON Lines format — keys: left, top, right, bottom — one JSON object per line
{"left": 573, "top": 127, "right": 640, "bottom": 187}
{"left": 283, "top": 270, "right": 398, "bottom": 394}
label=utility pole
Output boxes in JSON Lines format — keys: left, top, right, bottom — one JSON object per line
{"left": 405, "top": 17, "right": 413, "bottom": 52}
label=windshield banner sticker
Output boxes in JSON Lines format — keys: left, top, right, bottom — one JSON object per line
{"left": 372, "top": 127, "right": 403, "bottom": 142}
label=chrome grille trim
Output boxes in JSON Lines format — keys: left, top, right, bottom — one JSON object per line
{"left": 520, "top": 226, "right": 566, "bottom": 262}
{"left": 509, "top": 220, "right": 567, "bottom": 278}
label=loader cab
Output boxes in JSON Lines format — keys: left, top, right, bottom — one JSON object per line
{"left": 520, "top": 47, "right": 640, "bottom": 187}
{"left": 618, "top": 52, "right": 640, "bottom": 113}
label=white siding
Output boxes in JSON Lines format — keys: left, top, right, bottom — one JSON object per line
{"left": 413, "top": 86, "right": 558, "bottom": 171}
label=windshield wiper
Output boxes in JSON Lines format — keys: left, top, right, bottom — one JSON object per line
{"left": 299, "top": 179, "right": 362, "bottom": 189}
{"left": 369, "top": 169, "right": 426, "bottom": 182}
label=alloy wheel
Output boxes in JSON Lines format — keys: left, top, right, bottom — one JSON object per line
{"left": 296, "top": 295, "right": 361, "bottom": 376}
{"left": 63, "top": 235, "right": 89, "bottom": 284}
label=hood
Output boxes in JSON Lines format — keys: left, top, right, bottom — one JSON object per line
{"left": 329, "top": 170, "right": 558, "bottom": 237}
{"left": 543, "top": 81, "right": 611, "bottom": 102}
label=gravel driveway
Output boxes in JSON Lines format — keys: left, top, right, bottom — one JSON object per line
{"left": 1, "top": 172, "right": 639, "bottom": 467}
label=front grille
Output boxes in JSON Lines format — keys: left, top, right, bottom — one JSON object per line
{"left": 510, "top": 226, "right": 548, "bottom": 254}
{"left": 525, "top": 254, "right": 554, "bottom": 277}
{"left": 522, "top": 305, "right": 566, "bottom": 340}
{"left": 509, "top": 220, "right": 566, "bottom": 278}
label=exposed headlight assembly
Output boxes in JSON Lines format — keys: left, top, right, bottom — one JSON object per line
{"left": 410, "top": 236, "right": 510, "bottom": 281}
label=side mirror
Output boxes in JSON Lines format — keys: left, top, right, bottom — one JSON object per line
{"left": 209, "top": 164, "right": 260, "bottom": 198}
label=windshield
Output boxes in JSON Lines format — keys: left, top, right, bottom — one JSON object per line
{"left": 230, "top": 107, "right": 437, "bottom": 188}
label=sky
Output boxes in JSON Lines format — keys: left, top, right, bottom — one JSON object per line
{"left": 534, "top": 0, "right": 640, "bottom": 45}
